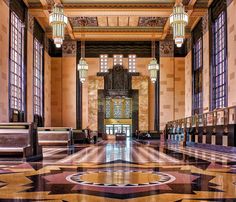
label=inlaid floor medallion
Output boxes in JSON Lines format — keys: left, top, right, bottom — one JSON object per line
{"left": 66, "top": 170, "right": 176, "bottom": 187}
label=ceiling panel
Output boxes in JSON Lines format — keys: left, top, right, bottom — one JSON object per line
{"left": 118, "top": 16, "right": 129, "bottom": 27}
{"left": 129, "top": 16, "right": 139, "bottom": 27}
{"left": 108, "top": 16, "right": 118, "bottom": 27}
{"left": 97, "top": 16, "right": 108, "bottom": 26}
{"left": 29, "top": 0, "right": 209, "bottom": 41}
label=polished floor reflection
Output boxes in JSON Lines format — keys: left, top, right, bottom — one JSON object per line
{"left": 0, "top": 139, "right": 236, "bottom": 201}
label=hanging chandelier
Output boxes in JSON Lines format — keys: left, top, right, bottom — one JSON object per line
{"left": 148, "top": 41, "right": 159, "bottom": 83}
{"left": 170, "top": 0, "right": 189, "bottom": 48}
{"left": 49, "top": 3, "right": 68, "bottom": 48}
{"left": 77, "top": 40, "right": 88, "bottom": 83}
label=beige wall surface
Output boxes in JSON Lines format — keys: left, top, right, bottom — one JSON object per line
{"left": 227, "top": 1, "right": 236, "bottom": 107}
{"left": 160, "top": 57, "right": 174, "bottom": 129}
{"left": 159, "top": 57, "right": 185, "bottom": 130}
{"left": 202, "top": 30, "right": 210, "bottom": 113}
{"left": 174, "top": 58, "right": 185, "bottom": 120}
{"left": 50, "top": 57, "right": 76, "bottom": 128}
{"left": 61, "top": 57, "right": 76, "bottom": 128}
{"left": 185, "top": 51, "right": 192, "bottom": 117}
{"left": 27, "top": 30, "right": 34, "bottom": 123}
{"left": 51, "top": 58, "right": 62, "bottom": 126}
{"left": 44, "top": 51, "right": 51, "bottom": 126}
{"left": 0, "top": 1, "right": 9, "bottom": 122}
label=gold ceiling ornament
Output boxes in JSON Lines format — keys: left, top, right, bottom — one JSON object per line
{"left": 49, "top": 3, "right": 68, "bottom": 48}
{"left": 170, "top": 0, "right": 189, "bottom": 48}
{"left": 77, "top": 40, "right": 88, "bottom": 84}
{"left": 148, "top": 40, "right": 159, "bottom": 83}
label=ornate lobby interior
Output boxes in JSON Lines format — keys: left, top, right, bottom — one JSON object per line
{"left": 0, "top": 0, "right": 236, "bottom": 201}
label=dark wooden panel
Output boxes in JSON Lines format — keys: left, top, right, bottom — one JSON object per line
{"left": 77, "top": 41, "right": 152, "bottom": 58}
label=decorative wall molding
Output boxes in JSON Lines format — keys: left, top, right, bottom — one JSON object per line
{"left": 186, "top": 37, "right": 192, "bottom": 54}
{"left": 202, "top": 12, "right": 208, "bottom": 34}
{"left": 44, "top": 37, "right": 50, "bottom": 53}
{"left": 62, "top": 41, "right": 77, "bottom": 57}
{"left": 159, "top": 41, "right": 174, "bottom": 57}
{"left": 138, "top": 17, "right": 168, "bottom": 27}
{"left": 69, "top": 17, "right": 98, "bottom": 28}
{"left": 28, "top": 13, "right": 34, "bottom": 34}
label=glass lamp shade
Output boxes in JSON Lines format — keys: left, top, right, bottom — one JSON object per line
{"left": 77, "top": 58, "right": 88, "bottom": 83}
{"left": 148, "top": 58, "right": 159, "bottom": 83}
{"left": 49, "top": 4, "right": 68, "bottom": 48}
{"left": 170, "top": 2, "right": 189, "bottom": 47}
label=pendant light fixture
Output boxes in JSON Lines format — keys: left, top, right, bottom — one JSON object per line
{"left": 49, "top": 3, "right": 68, "bottom": 48}
{"left": 148, "top": 40, "right": 159, "bottom": 83}
{"left": 170, "top": 0, "right": 189, "bottom": 47}
{"left": 77, "top": 39, "right": 88, "bottom": 83}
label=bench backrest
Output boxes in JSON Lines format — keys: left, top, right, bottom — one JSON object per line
{"left": 38, "top": 131, "right": 70, "bottom": 140}
{"left": 0, "top": 123, "right": 33, "bottom": 147}
{"left": 38, "top": 127, "right": 71, "bottom": 131}
{"left": 38, "top": 127, "right": 72, "bottom": 141}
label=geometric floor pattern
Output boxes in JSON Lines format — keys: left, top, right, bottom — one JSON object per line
{"left": 0, "top": 140, "right": 236, "bottom": 201}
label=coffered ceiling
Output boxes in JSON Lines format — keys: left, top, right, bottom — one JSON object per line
{"left": 25, "top": 0, "right": 212, "bottom": 41}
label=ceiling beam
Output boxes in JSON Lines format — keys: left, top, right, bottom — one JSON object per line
{"left": 29, "top": 7, "right": 207, "bottom": 17}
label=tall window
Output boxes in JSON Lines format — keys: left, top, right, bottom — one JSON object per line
{"left": 128, "top": 54, "right": 136, "bottom": 72}
{"left": 33, "top": 39, "right": 43, "bottom": 117}
{"left": 193, "top": 38, "right": 203, "bottom": 114}
{"left": 100, "top": 54, "right": 108, "bottom": 72}
{"left": 113, "top": 54, "right": 123, "bottom": 66}
{"left": 9, "top": 11, "right": 25, "bottom": 115}
{"left": 212, "top": 11, "right": 227, "bottom": 109}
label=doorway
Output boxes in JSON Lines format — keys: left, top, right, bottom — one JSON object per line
{"left": 105, "top": 124, "right": 131, "bottom": 137}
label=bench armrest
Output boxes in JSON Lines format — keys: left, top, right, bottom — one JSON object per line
{"left": 23, "top": 146, "right": 33, "bottom": 158}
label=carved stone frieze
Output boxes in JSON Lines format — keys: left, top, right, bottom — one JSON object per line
{"left": 159, "top": 41, "right": 174, "bottom": 57}
{"left": 69, "top": 17, "right": 98, "bottom": 28}
{"left": 62, "top": 40, "right": 77, "bottom": 57}
{"left": 28, "top": 13, "right": 34, "bottom": 34}
{"left": 186, "top": 37, "right": 192, "bottom": 54}
{"left": 138, "top": 17, "right": 168, "bottom": 27}
{"left": 202, "top": 12, "right": 208, "bottom": 34}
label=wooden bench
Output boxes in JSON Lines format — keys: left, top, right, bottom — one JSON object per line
{"left": 0, "top": 122, "right": 42, "bottom": 161}
{"left": 38, "top": 127, "right": 72, "bottom": 146}
{"left": 72, "top": 130, "right": 98, "bottom": 144}
{"left": 72, "top": 130, "right": 86, "bottom": 144}
{"left": 138, "top": 131, "right": 160, "bottom": 140}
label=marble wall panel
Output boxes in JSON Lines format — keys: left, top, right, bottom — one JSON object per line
{"left": 132, "top": 76, "right": 149, "bottom": 131}
{"left": 185, "top": 51, "right": 192, "bottom": 117}
{"left": 88, "top": 76, "right": 104, "bottom": 131}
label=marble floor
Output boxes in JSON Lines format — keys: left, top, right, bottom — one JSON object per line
{"left": 0, "top": 140, "right": 236, "bottom": 202}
